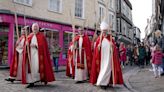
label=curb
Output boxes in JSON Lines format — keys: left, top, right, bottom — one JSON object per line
{"left": 0, "top": 66, "right": 9, "bottom": 69}
{"left": 123, "top": 67, "right": 140, "bottom": 92}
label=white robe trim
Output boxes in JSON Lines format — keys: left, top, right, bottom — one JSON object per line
{"left": 26, "top": 35, "right": 40, "bottom": 83}
{"left": 96, "top": 38, "right": 112, "bottom": 86}
{"left": 12, "top": 38, "right": 25, "bottom": 80}
{"left": 75, "top": 36, "right": 88, "bottom": 81}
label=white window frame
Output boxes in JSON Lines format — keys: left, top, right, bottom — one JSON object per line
{"left": 13, "top": 0, "right": 32, "bottom": 6}
{"left": 109, "top": 0, "right": 114, "bottom": 9}
{"left": 48, "top": 0, "right": 62, "bottom": 13}
{"left": 99, "top": 4, "right": 105, "bottom": 22}
{"left": 75, "top": 0, "right": 85, "bottom": 19}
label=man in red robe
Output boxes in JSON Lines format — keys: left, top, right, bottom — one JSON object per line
{"left": 22, "top": 23, "right": 55, "bottom": 88}
{"left": 5, "top": 27, "right": 26, "bottom": 83}
{"left": 66, "top": 27, "right": 92, "bottom": 82}
{"left": 90, "top": 21, "right": 123, "bottom": 88}
{"left": 66, "top": 40, "right": 75, "bottom": 78}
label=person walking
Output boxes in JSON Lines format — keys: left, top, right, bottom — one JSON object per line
{"left": 138, "top": 43, "right": 146, "bottom": 68}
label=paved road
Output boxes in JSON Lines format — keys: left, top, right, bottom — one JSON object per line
{"left": 0, "top": 66, "right": 135, "bottom": 92}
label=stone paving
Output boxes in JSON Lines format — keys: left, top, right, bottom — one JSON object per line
{"left": 129, "top": 66, "right": 164, "bottom": 92}
{"left": 0, "top": 69, "right": 126, "bottom": 92}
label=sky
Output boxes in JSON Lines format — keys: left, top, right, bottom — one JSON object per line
{"left": 129, "top": 0, "right": 152, "bottom": 39}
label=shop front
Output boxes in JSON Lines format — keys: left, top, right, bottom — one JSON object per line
{"left": 0, "top": 13, "right": 94, "bottom": 67}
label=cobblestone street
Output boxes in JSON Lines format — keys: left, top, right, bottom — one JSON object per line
{"left": 0, "top": 66, "right": 135, "bottom": 92}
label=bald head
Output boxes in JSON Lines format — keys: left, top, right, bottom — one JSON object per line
{"left": 32, "top": 23, "right": 39, "bottom": 34}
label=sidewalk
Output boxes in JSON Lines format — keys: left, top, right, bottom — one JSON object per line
{"left": 129, "top": 66, "right": 164, "bottom": 92}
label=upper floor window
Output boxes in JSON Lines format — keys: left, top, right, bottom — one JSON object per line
{"left": 48, "top": 0, "right": 62, "bottom": 13}
{"left": 99, "top": 4, "right": 105, "bottom": 22}
{"left": 75, "top": 0, "right": 84, "bottom": 18}
{"left": 109, "top": 0, "right": 114, "bottom": 9}
{"left": 14, "top": 0, "right": 32, "bottom": 6}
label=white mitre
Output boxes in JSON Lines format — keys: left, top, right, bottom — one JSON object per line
{"left": 100, "top": 20, "right": 109, "bottom": 31}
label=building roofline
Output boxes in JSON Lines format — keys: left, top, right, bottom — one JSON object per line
{"left": 124, "top": 0, "right": 132, "bottom": 10}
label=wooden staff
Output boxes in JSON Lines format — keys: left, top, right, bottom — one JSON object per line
{"left": 99, "top": 0, "right": 110, "bottom": 47}
{"left": 23, "top": 7, "right": 31, "bottom": 70}
{"left": 109, "top": 24, "right": 115, "bottom": 86}
{"left": 13, "top": 3, "right": 19, "bottom": 39}
{"left": 69, "top": 9, "right": 75, "bottom": 64}
{"left": 92, "top": 0, "right": 98, "bottom": 44}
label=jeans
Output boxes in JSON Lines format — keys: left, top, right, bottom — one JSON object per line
{"left": 53, "top": 57, "right": 59, "bottom": 71}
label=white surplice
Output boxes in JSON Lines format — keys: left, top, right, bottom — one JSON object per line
{"left": 74, "top": 36, "right": 88, "bottom": 81}
{"left": 26, "top": 34, "right": 40, "bottom": 83}
{"left": 13, "top": 38, "right": 25, "bottom": 80}
{"left": 96, "top": 38, "right": 112, "bottom": 86}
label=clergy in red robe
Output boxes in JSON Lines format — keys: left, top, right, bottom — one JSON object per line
{"left": 5, "top": 27, "right": 26, "bottom": 83}
{"left": 66, "top": 41, "right": 75, "bottom": 78}
{"left": 90, "top": 21, "right": 123, "bottom": 87}
{"left": 68, "top": 27, "right": 92, "bottom": 82}
{"left": 22, "top": 23, "right": 55, "bottom": 88}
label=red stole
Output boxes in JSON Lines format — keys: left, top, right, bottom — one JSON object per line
{"left": 10, "top": 35, "right": 26, "bottom": 77}
{"left": 74, "top": 35, "right": 92, "bottom": 75}
{"left": 66, "top": 42, "right": 75, "bottom": 77}
{"left": 90, "top": 35, "right": 123, "bottom": 85}
{"left": 22, "top": 32, "right": 55, "bottom": 84}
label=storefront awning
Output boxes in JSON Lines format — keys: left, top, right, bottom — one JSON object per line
{"left": 118, "top": 35, "right": 132, "bottom": 44}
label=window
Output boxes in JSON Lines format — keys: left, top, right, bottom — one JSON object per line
{"left": 75, "top": 0, "right": 84, "bottom": 18}
{"left": 99, "top": 4, "right": 105, "bottom": 22}
{"left": 49, "top": 0, "right": 62, "bottom": 13}
{"left": 108, "top": 12, "right": 115, "bottom": 30}
{"left": 109, "top": 0, "right": 114, "bottom": 9}
{"left": 14, "top": 0, "right": 32, "bottom": 6}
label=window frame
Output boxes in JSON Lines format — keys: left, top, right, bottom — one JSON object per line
{"left": 48, "top": 0, "right": 63, "bottom": 13}
{"left": 74, "top": 0, "right": 85, "bottom": 19}
{"left": 13, "top": 0, "right": 32, "bottom": 6}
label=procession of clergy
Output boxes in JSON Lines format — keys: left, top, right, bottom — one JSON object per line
{"left": 5, "top": 20, "right": 123, "bottom": 89}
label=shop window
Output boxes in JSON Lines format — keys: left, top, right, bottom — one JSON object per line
{"left": 43, "top": 30, "right": 59, "bottom": 59}
{"left": 63, "top": 32, "right": 72, "bottom": 58}
{"left": 0, "top": 25, "right": 9, "bottom": 65}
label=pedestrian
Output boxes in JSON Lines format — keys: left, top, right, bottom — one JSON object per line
{"left": 145, "top": 45, "right": 151, "bottom": 66}
{"left": 5, "top": 27, "right": 26, "bottom": 82}
{"left": 52, "top": 40, "right": 62, "bottom": 72}
{"left": 150, "top": 42, "right": 156, "bottom": 70}
{"left": 133, "top": 45, "right": 139, "bottom": 65}
{"left": 90, "top": 21, "right": 123, "bottom": 89}
{"left": 138, "top": 43, "right": 146, "bottom": 68}
{"left": 126, "top": 45, "right": 133, "bottom": 66}
{"left": 152, "top": 44, "right": 164, "bottom": 78}
{"left": 119, "top": 42, "right": 126, "bottom": 68}
{"left": 22, "top": 23, "right": 55, "bottom": 88}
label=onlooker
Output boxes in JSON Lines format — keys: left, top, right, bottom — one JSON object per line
{"left": 152, "top": 44, "right": 163, "bottom": 78}
{"left": 52, "top": 40, "right": 62, "bottom": 72}
{"left": 126, "top": 45, "right": 133, "bottom": 66}
{"left": 138, "top": 43, "right": 146, "bottom": 68}
{"left": 145, "top": 45, "right": 151, "bottom": 66}
{"left": 119, "top": 42, "right": 126, "bottom": 68}
{"left": 133, "top": 45, "right": 139, "bottom": 66}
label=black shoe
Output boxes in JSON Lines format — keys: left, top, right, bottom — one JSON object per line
{"left": 100, "top": 86, "right": 107, "bottom": 90}
{"left": 75, "top": 81, "right": 84, "bottom": 84}
{"left": 5, "top": 78, "right": 15, "bottom": 83}
{"left": 44, "top": 82, "right": 47, "bottom": 85}
{"left": 26, "top": 83, "right": 34, "bottom": 88}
